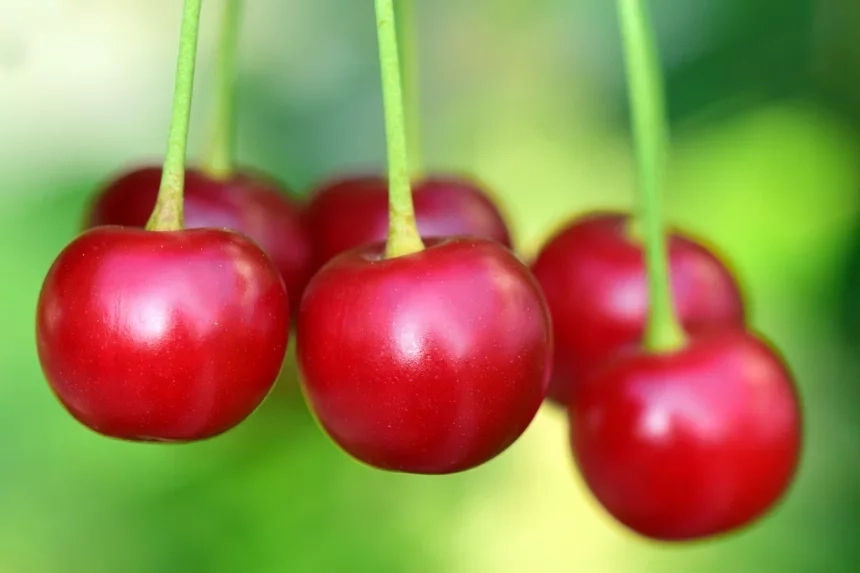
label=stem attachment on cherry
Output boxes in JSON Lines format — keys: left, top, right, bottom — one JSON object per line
{"left": 376, "top": 0, "right": 425, "bottom": 258}
{"left": 147, "top": 0, "right": 203, "bottom": 232}
{"left": 203, "top": 0, "right": 242, "bottom": 180}
{"left": 617, "top": 0, "right": 686, "bottom": 352}
{"left": 397, "top": 0, "right": 422, "bottom": 178}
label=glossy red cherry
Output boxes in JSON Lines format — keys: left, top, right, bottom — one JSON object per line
{"left": 36, "top": 226, "right": 290, "bottom": 442}
{"left": 531, "top": 212, "right": 745, "bottom": 406}
{"left": 87, "top": 166, "right": 313, "bottom": 306}
{"left": 297, "top": 237, "right": 551, "bottom": 474}
{"left": 306, "top": 175, "right": 513, "bottom": 269}
{"left": 570, "top": 329, "right": 802, "bottom": 541}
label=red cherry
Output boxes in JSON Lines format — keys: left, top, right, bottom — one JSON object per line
{"left": 297, "top": 238, "right": 551, "bottom": 474}
{"left": 306, "top": 175, "right": 513, "bottom": 268}
{"left": 36, "top": 227, "right": 290, "bottom": 442}
{"left": 531, "top": 212, "right": 745, "bottom": 406}
{"left": 87, "top": 166, "right": 313, "bottom": 306}
{"left": 570, "top": 329, "right": 802, "bottom": 541}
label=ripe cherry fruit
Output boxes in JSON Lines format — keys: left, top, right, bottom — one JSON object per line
{"left": 569, "top": 329, "right": 802, "bottom": 541}
{"left": 565, "top": 0, "right": 802, "bottom": 541}
{"left": 299, "top": 0, "right": 550, "bottom": 473}
{"left": 306, "top": 174, "right": 513, "bottom": 269}
{"left": 531, "top": 212, "right": 745, "bottom": 406}
{"left": 36, "top": 227, "right": 290, "bottom": 442}
{"left": 87, "top": 166, "right": 313, "bottom": 307}
{"left": 297, "top": 238, "right": 551, "bottom": 473}
{"left": 36, "top": 0, "right": 290, "bottom": 442}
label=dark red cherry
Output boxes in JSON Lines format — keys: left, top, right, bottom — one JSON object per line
{"left": 306, "top": 175, "right": 513, "bottom": 268}
{"left": 297, "top": 237, "right": 551, "bottom": 474}
{"left": 569, "top": 329, "right": 801, "bottom": 541}
{"left": 36, "top": 226, "right": 290, "bottom": 442}
{"left": 87, "top": 166, "right": 313, "bottom": 306}
{"left": 531, "top": 212, "right": 745, "bottom": 406}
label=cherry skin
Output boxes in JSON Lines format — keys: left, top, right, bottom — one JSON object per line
{"left": 36, "top": 226, "right": 290, "bottom": 442}
{"left": 531, "top": 212, "right": 745, "bottom": 406}
{"left": 297, "top": 237, "right": 552, "bottom": 474}
{"left": 306, "top": 175, "right": 513, "bottom": 269}
{"left": 87, "top": 166, "right": 313, "bottom": 306}
{"left": 569, "top": 329, "right": 802, "bottom": 541}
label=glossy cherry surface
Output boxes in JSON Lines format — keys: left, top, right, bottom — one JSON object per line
{"left": 306, "top": 175, "right": 513, "bottom": 269}
{"left": 297, "top": 237, "right": 551, "bottom": 474}
{"left": 531, "top": 212, "right": 745, "bottom": 406}
{"left": 570, "top": 329, "right": 802, "bottom": 541}
{"left": 88, "top": 166, "right": 313, "bottom": 306}
{"left": 36, "top": 226, "right": 290, "bottom": 442}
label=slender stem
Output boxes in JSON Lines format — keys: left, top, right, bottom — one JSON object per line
{"left": 376, "top": 0, "right": 425, "bottom": 258}
{"left": 146, "top": 0, "right": 204, "bottom": 231}
{"left": 203, "top": 0, "right": 242, "bottom": 180}
{"left": 397, "top": 0, "right": 422, "bottom": 177}
{"left": 617, "top": 0, "right": 686, "bottom": 352}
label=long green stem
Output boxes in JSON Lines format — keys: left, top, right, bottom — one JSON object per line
{"left": 617, "top": 0, "right": 686, "bottom": 352}
{"left": 376, "top": 0, "right": 425, "bottom": 258}
{"left": 397, "top": 0, "right": 422, "bottom": 177}
{"left": 147, "top": 0, "right": 204, "bottom": 231}
{"left": 203, "top": 0, "right": 242, "bottom": 180}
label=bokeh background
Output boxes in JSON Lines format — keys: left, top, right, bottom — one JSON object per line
{"left": 1, "top": 0, "right": 859, "bottom": 571}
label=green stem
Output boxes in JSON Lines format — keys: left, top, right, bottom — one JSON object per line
{"left": 203, "top": 0, "right": 242, "bottom": 180}
{"left": 617, "top": 0, "right": 686, "bottom": 352}
{"left": 397, "top": 0, "right": 422, "bottom": 178}
{"left": 146, "top": 0, "right": 204, "bottom": 231}
{"left": 376, "top": 0, "right": 425, "bottom": 258}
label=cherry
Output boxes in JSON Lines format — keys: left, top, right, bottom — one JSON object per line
{"left": 306, "top": 175, "right": 513, "bottom": 269}
{"left": 296, "top": 0, "right": 549, "bottom": 474}
{"left": 531, "top": 212, "right": 745, "bottom": 406}
{"left": 83, "top": 0, "right": 312, "bottom": 308}
{"left": 569, "top": 329, "right": 801, "bottom": 540}
{"left": 36, "top": 227, "right": 290, "bottom": 442}
{"left": 297, "top": 238, "right": 551, "bottom": 473}
{"left": 87, "top": 166, "right": 313, "bottom": 308}
{"left": 560, "top": 0, "right": 803, "bottom": 541}
{"left": 301, "top": 0, "right": 513, "bottom": 269}
{"left": 36, "top": 0, "right": 290, "bottom": 442}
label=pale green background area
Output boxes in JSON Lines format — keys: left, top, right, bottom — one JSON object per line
{"left": 1, "top": 0, "right": 859, "bottom": 571}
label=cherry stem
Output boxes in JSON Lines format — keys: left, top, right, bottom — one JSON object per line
{"left": 617, "top": 0, "right": 686, "bottom": 352}
{"left": 376, "top": 0, "right": 425, "bottom": 258}
{"left": 397, "top": 0, "right": 422, "bottom": 177}
{"left": 146, "top": 0, "right": 203, "bottom": 232}
{"left": 203, "top": 0, "right": 241, "bottom": 180}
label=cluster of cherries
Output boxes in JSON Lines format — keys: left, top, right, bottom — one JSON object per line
{"left": 34, "top": 0, "right": 801, "bottom": 544}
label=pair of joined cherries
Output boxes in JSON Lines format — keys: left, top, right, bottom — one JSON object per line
{"left": 530, "top": 213, "right": 801, "bottom": 541}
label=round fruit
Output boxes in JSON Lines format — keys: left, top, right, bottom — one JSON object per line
{"left": 36, "top": 226, "right": 290, "bottom": 442}
{"left": 306, "top": 175, "right": 512, "bottom": 269}
{"left": 531, "top": 212, "right": 745, "bottom": 406}
{"left": 570, "top": 329, "right": 802, "bottom": 541}
{"left": 297, "top": 237, "right": 551, "bottom": 474}
{"left": 88, "top": 166, "right": 313, "bottom": 306}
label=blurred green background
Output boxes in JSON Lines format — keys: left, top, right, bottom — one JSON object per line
{"left": 1, "top": 0, "right": 859, "bottom": 571}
